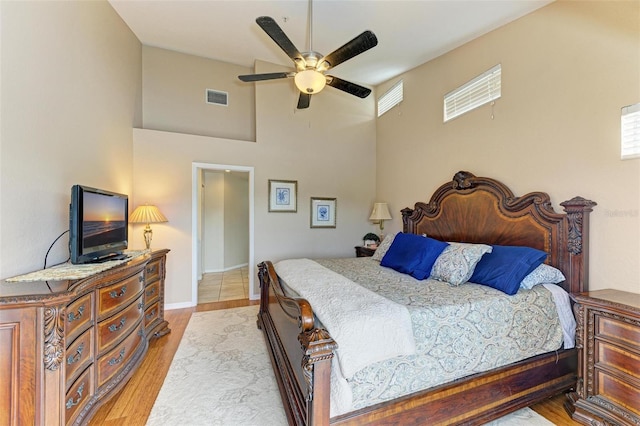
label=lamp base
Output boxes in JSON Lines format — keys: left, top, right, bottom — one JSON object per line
{"left": 143, "top": 225, "right": 153, "bottom": 250}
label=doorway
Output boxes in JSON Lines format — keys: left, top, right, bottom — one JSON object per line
{"left": 191, "top": 163, "right": 255, "bottom": 306}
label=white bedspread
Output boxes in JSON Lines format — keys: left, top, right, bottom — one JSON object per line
{"left": 274, "top": 258, "right": 416, "bottom": 379}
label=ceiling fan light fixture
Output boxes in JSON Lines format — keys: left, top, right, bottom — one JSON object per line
{"left": 294, "top": 69, "right": 326, "bottom": 94}
{"left": 238, "top": 13, "right": 377, "bottom": 109}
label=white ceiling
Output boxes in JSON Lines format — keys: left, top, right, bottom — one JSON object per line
{"left": 109, "top": 0, "right": 553, "bottom": 87}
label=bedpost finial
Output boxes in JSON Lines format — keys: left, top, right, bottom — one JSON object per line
{"left": 560, "top": 196, "right": 597, "bottom": 213}
{"left": 452, "top": 171, "right": 477, "bottom": 190}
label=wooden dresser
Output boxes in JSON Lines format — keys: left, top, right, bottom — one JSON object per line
{"left": 567, "top": 289, "right": 640, "bottom": 425}
{"left": 0, "top": 249, "right": 169, "bottom": 426}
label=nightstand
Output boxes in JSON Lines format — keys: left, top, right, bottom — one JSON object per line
{"left": 567, "top": 289, "right": 640, "bottom": 426}
{"left": 355, "top": 246, "right": 376, "bottom": 257}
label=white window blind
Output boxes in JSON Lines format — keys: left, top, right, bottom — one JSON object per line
{"left": 622, "top": 103, "right": 640, "bottom": 160}
{"left": 444, "top": 64, "right": 501, "bottom": 122}
{"left": 377, "top": 80, "right": 403, "bottom": 117}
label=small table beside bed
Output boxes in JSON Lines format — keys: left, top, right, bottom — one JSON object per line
{"left": 257, "top": 171, "right": 596, "bottom": 425}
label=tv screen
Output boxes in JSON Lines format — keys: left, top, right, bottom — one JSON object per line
{"left": 70, "top": 185, "right": 128, "bottom": 264}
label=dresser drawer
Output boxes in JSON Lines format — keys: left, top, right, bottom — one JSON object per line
{"left": 65, "top": 365, "right": 94, "bottom": 426}
{"left": 144, "top": 301, "right": 160, "bottom": 328}
{"left": 97, "top": 294, "right": 144, "bottom": 355}
{"left": 596, "top": 340, "right": 640, "bottom": 380}
{"left": 144, "top": 279, "right": 160, "bottom": 307}
{"left": 596, "top": 314, "right": 640, "bottom": 353}
{"left": 65, "top": 328, "right": 94, "bottom": 391}
{"left": 97, "top": 271, "right": 144, "bottom": 320}
{"left": 65, "top": 293, "right": 93, "bottom": 343}
{"left": 145, "top": 258, "right": 162, "bottom": 284}
{"left": 97, "top": 321, "right": 145, "bottom": 389}
{"left": 596, "top": 369, "right": 640, "bottom": 416}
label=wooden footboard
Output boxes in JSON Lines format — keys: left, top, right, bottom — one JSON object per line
{"left": 258, "top": 260, "right": 577, "bottom": 426}
{"left": 257, "top": 261, "right": 337, "bottom": 426}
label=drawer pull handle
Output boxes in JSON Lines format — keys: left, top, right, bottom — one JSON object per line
{"left": 138, "top": 275, "right": 144, "bottom": 283}
{"left": 67, "top": 342, "right": 84, "bottom": 365}
{"left": 146, "top": 287, "right": 157, "bottom": 297}
{"left": 108, "top": 318, "right": 126, "bottom": 332}
{"left": 138, "top": 301, "right": 144, "bottom": 310}
{"left": 146, "top": 309, "right": 157, "bottom": 320}
{"left": 66, "top": 382, "right": 85, "bottom": 410}
{"left": 147, "top": 265, "right": 157, "bottom": 274}
{"left": 109, "top": 285, "right": 127, "bottom": 299}
{"left": 108, "top": 347, "right": 126, "bottom": 366}
{"left": 67, "top": 305, "right": 85, "bottom": 322}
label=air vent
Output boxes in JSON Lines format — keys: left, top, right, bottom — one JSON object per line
{"left": 206, "top": 89, "right": 228, "bottom": 106}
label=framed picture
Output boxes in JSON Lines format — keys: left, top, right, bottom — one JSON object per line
{"left": 310, "top": 197, "right": 336, "bottom": 228}
{"left": 268, "top": 179, "right": 297, "bottom": 212}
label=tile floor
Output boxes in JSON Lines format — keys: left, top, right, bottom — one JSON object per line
{"left": 197, "top": 266, "right": 249, "bottom": 304}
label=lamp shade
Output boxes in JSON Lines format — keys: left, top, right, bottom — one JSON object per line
{"left": 369, "top": 202, "right": 392, "bottom": 221}
{"left": 294, "top": 70, "right": 327, "bottom": 94}
{"left": 129, "top": 205, "right": 168, "bottom": 224}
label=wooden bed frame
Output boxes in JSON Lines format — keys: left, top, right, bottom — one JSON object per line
{"left": 257, "top": 171, "right": 596, "bottom": 425}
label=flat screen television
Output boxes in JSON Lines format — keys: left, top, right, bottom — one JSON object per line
{"left": 69, "top": 185, "right": 129, "bottom": 264}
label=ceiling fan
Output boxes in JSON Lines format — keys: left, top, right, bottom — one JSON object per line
{"left": 238, "top": 1, "right": 378, "bottom": 109}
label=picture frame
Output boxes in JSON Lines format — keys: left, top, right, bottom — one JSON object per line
{"left": 310, "top": 197, "right": 336, "bottom": 228}
{"left": 268, "top": 179, "right": 297, "bottom": 212}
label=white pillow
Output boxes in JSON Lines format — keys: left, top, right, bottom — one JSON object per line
{"left": 430, "top": 242, "right": 492, "bottom": 286}
{"left": 371, "top": 233, "right": 397, "bottom": 262}
{"left": 520, "top": 264, "right": 566, "bottom": 289}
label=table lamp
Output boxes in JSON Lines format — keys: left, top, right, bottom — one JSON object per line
{"left": 129, "top": 204, "right": 168, "bottom": 249}
{"left": 369, "top": 202, "right": 392, "bottom": 237}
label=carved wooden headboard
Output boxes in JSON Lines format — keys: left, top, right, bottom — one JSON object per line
{"left": 402, "top": 171, "right": 596, "bottom": 294}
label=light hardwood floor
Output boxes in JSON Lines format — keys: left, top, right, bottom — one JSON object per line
{"left": 90, "top": 297, "right": 580, "bottom": 425}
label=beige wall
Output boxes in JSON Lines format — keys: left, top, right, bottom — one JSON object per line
{"left": 142, "top": 46, "right": 255, "bottom": 141}
{"left": 203, "top": 171, "right": 224, "bottom": 271}
{"left": 133, "top": 60, "right": 377, "bottom": 305}
{"left": 375, "top": 1, "right": 640, "bottom": 293}
{"left": 0, "top": 1, "right": 141, "bottom": 278}
{"left": 4, "top": 0, "right": 631, "bottom": 303}
{"left": 223, "top": 172, "right": 249, "bottom": 269}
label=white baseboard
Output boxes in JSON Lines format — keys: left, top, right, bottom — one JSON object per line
{"left": 165, "top": 301, "right": 196, "bottom": 310}
{"left": 204, "top": 263, "right": 249, "bottom": 274}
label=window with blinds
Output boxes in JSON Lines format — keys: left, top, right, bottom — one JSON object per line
{"left": 377, "top": 80, "right": 403, "bottom": 117}
{"left": 622, "top": 103, "right": 640, "bottom": 160}
{"left": 444, "top": 64, "right": 501, "bottom": 122}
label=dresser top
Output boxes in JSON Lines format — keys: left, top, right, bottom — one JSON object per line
{"left": 0, "top": 253, "right": 151, "bottom": 305}
{"left": 573, "top": 289, "right": 640, "bottom": 313}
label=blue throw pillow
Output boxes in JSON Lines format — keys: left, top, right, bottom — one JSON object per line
{"left": 380, "top": 233, "right": 449, "bottom": 280}
{"left": 469, "top": 245, "right": 547, "bottom": 295}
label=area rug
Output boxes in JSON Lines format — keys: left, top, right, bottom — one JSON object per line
{"left": 146, "top": 306, "right": 554, "bottom": 426}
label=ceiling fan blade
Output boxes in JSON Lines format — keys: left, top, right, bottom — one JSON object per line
{"left": 238, "top": 72, "right": 295, "bottom": 82}
{"left": 318, "top": 31, "right": 378, "bottom": 71}
{"left": 326, "top": 76, "right": 372, "bottom": 98}
{"left": 297, "top": 93, "right": 311, "bottom": 109}
{"left": 256, "top": 16, "right": 305, "bottom": 67}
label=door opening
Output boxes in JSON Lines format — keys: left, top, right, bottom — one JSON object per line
{"left": 192, "top": 163, "right": 255, "bottom": 306}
